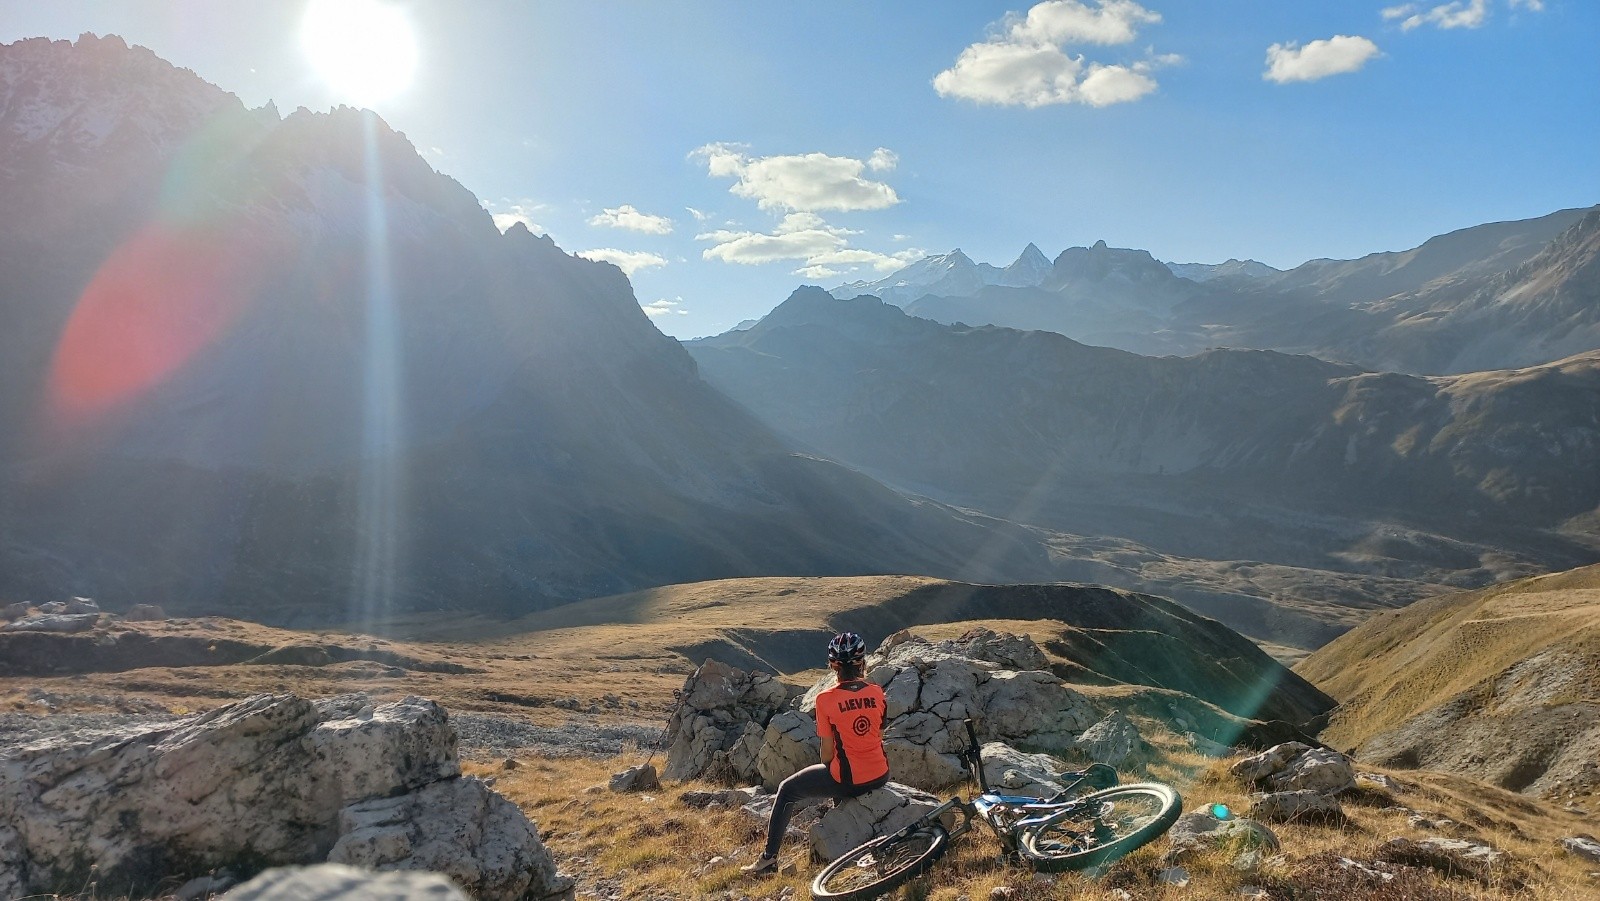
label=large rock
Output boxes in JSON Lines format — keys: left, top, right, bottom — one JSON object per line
{"left": 662, "top": 660, "right": 789, "bottom": 783}
{"left": 786, "top": 632, "right": 1100, "bottom": 791}
{"left": 63, "top": 596, "right": 101, "bottom": 614}
{"left": 1167, "top": 810, "right": 1279, "bottom": 856}
{"left": 1272, "top": 747, "right": 1354, "bottom": 794}
{"left": 222, "top": 863, "right": 470, "bottom": 900}
{"left": 0, "top": 613, "right": 100, "bottom": 633}
{"left": 329, "top": 778, "right": 573, "bottom": 901}
{"left": 1231, "top": 742, "right": 1312, "bottom": 784}
{"left": 0, "top": 693, "right": 568, "bottom": 900}
{"left": 756, "top": 710, "right": 820, "bottom": 789}
{"left": 1561, "top": 835, "right": 1600, "bottom": 865}
{"left": 807, "top": 783, "right": 955, "bottom": 862}
{"left": 122, "top": 604, "right": 168, "bottom": 621}
{"left": 978, "top": 742, "right": 1070, "bottom": 798}
{"left": 1077, "top": 710, "right": 1141, "bottom": 766}
{"left": 1248, "top": 790, "right": 1343, "bottom": 823}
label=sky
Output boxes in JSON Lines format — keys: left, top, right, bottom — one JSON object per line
{"left": 2, "top": 1, "right": 1596, "bottom": 338}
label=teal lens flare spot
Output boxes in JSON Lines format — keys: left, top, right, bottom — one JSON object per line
{"left": 1211, "top": 803, "right": 1232, "bottom": 820}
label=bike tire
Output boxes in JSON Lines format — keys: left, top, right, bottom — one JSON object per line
{"left": 810, "top": 825, "right": 950, "bottom": 901}
{"left": 1016, "top": 782, "right": 1182, "bottom": 872}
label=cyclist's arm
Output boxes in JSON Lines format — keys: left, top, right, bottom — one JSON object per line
{"left": 820, "top": 734, "right": 836, "bottom": 766}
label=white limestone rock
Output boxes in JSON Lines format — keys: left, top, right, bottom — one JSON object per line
{"left": 807, "top": 783, "right": 954, "bottom": 862}
{"left": 1231, "top": 742, "right": 1312, "bottom": 784}
{"left": 756, "top": 710, "right": 820, "bottom": 789}
{"left": 0, "top": 613, "right": 100, "bottom": 633}
{"left": 328, "top": 777, "right": 572, "bottom": 901}
{"left": 1077, "top": 710, "right": 1141, "bottom": 766}
{"left": 1272, "top": 747, "right": 1355, "bottom": 795}
{"left": 1248, "top": 790, "right": 1343, "bottom": 823}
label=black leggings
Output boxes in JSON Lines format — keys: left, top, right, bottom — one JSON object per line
{"left": 764, "top": 764, "right": 890, "bottom": 858}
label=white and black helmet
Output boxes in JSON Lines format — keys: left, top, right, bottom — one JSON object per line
{"left": 827, "top": 631, "right": 867, "bottom": 662}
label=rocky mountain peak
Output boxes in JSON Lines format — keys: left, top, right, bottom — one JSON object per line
{"left": 999, "top": 242, "right": 1053, "bottom": 288}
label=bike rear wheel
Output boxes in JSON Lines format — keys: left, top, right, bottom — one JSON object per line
{"left": 1017, "top": 782, "right": 1182, "bottom": 872}
{"left": 810, "top": 825, "right": 950, "bottom": 901}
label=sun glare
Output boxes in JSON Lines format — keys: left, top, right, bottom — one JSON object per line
{"left": 300, "top": 0, "right": 418, "bottom": 108}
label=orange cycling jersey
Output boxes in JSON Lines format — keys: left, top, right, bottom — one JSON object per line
{"left": 815, "top": 679, "right": 889, "bottom": 786}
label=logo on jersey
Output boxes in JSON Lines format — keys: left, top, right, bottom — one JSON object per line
{"left": 851, "top": 715, "right": 872, "bottom": 736}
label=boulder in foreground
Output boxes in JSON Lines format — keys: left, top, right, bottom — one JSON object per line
{"left": 0, "top": 693, "right": 572, "bottom": 901}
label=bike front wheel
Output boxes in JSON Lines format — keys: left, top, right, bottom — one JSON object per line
{"left": 1017, "top": 782, "right": 1182, "bottom": 872}
{"left": 810, "top": 825, "right": 950, "bottom": 901}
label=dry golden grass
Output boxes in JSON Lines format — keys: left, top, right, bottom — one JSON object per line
{"left": 1297, "top": 564, "right": 1600, "bottom": 736}
{"left": 479, "top": 715, "right": 1599, "bottom": 901}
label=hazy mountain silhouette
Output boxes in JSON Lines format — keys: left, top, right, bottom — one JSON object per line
{"left": 688, "top": 289, "right": 1600, "bottom": 642}
{"left": 837, "top": 207, "right": 1598, "bottom": 373}
{"left": 0, "top": 34, "right": 1063, "bottom": 621}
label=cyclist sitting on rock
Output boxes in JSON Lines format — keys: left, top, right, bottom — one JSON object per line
{"left": 742, "top": 631, "right": 890, "bottom": 875}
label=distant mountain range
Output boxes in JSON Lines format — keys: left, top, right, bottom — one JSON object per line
{"left": 833, "top": 207, "right": 1599, "bottom": 373}
{"left": 4, "top": 34, "right": 1595, "bottom": 658}
{"left": 687, "top": 289, "right": 1600, "bottom": 645}
{"left": 0, "top": 35, "right": 1062, "bottom": 622}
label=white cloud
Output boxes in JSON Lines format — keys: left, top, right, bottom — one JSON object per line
{"left": 1508, "top": 0, "right": 1542, "bottom": 9}
{"left": 1264, "top": 35, "right": 1381, "bottom": 83}
{"left": 933, "top": 1, "right": 1173, "bottom": 108}
{"left": 685, "top": 206, "right": 711, "bottom": 222}
{"left": 642, "top": 297, "right": 689, "bottom": 318}
{"left": 1384, "top": 0, "right": 1489, "bottom": 31}
{"left": 588, "top": 204, "right": 674, "bottom": 235}
{"left": 867, "top": 148, "right": 899, "bottom": 172}
{"left": 691, "top": 143, "right": 901, "bottom": 212}
{"left": 696, "top": 213, "right": 923, "bottom": 275}
{"left": 488, "top": 200, "right": 546, "bottom": 234}
{"left": 576, "top": 248, "right": 668, "bottom": 276}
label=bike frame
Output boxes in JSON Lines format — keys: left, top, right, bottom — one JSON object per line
{"left": 870, "top": 720, "right": 1114, "bottom": 858}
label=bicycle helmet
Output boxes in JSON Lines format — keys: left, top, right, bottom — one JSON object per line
{"left": 827, "top": 631, "right": 867, "bottom": 662}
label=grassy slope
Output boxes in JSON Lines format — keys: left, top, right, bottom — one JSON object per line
{"left": 486, "top": 734, "right": 1599, "bottom": 901}
{"left": 1294, "top": 564, "right": 1600, "bottom": 751}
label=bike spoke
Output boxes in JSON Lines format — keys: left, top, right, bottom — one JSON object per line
{"left": 820, "top": 833, "right": 937, "bottom": 891}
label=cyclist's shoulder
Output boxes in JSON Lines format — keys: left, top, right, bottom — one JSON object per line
{"left": 822, "top": 679, "right": 883, "bottom": 697}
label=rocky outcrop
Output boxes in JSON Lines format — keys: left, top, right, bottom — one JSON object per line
{"left": 1232, "top": 743, "right": 1354, "bottom": 795}
{"left": 0, "top": 613, "right": 101, "bottom": 633}
{"left": 662, "top": 660, "right": 789, "bottom": 783}
{"left": 328, "top": 777, "right": 565, "bottom": 900}
{"left": 673, "top": 633, "right": 1104, "bottom": 792}
{"left": 0, "top": 693, "right": 571, "bottom": 900}
{"left": 812, "top": 632, "right": 1099, "bottom": 790}
{"left": 1232, "top": 742, "right": 1354, "bottom": 825}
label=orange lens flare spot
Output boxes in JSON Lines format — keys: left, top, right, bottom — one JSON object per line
{"left": 47, "top": 224, "right": 258, "bottom": 427}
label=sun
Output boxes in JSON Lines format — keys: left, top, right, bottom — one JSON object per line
{"left": 300, "top": 0, "right": 418, "bottom": 108}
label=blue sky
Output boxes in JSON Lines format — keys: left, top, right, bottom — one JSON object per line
{"left": 3, "top": 1, "right": 1596, "bottom": 337}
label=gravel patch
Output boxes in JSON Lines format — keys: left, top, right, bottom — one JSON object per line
{"left": 452, "top": 713, "right": 664, "bottom": 760}
{"left": 0, "top": 708, "right": 666, "bottom": 762}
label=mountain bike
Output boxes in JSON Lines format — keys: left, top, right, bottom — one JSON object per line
{"left": 810, "top": 720, "right": 1182, "bottom": 900}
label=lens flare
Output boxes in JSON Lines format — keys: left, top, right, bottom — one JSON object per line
{"left": 46, "top": 223, "right": 265, "bottom": 428}
{"left": 301, "top": 0, "right": 418, "bottom": 108}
